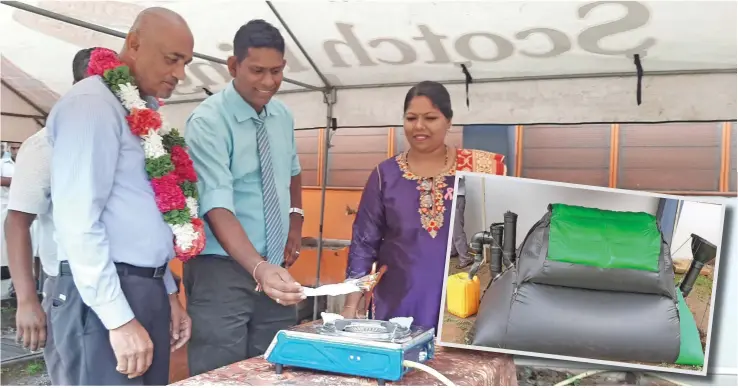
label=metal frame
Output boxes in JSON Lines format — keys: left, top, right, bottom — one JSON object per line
{"left": 1, "top": 79, "right": 48, "bottom": 117}
{"left": 0, "top": 1, "right": 323, "bottom": 92}
{"left": 1, "top": 0, "right": 737, "bottom": 321}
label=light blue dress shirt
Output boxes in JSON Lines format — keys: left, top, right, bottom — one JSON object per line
{"left": 47, "top": 76, "right": 178, "bottom": 330}
{"left": 185, "top": 81, "right": 301, "bottom": 259}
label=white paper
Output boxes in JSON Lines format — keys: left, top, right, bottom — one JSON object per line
{"left": 389, "top": 317, "right": 414, "bottom": 329}
{"left": 302, "top": 282, "right": 362, "bottom": 297}
{"left": 321, "top": 312, "right": 344, "bottom": 324}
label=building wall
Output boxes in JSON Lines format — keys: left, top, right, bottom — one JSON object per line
{"left": 291, "top": 121, "right": 737, "bottom": 242}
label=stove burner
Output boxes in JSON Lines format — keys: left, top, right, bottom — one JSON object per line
{"left": 344, "top": 323, "right": 386, "bottom": 334}
{"left": 319, "top": 319, "right": 412, "bottom": 342}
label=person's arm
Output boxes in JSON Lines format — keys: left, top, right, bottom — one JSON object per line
{"left": 162, "top": 268, "right": 178, "bottom": 295}
{"left": 343, "top": 167, "right": 385, "bottom": 316}
{"left": 5, "top": 210, "right": 44, "bottom": 350}
{"left": 289, "top": 116, "right": 303, "bottom": 210}
{"left": 5, "top": 136, "right": 49, "bottom": 310}
{"left": 50, "top": 95, "right": 134, "bottom": 330}
{"left": 283, "top": 117, "right": 304, "bottom": 266}
{"left": 5, "top": 211, "right": 37, "bottom": 299}
{"left": 0, "top": 163, "right": 11, "bottom": 187}
{"left": 184, "top": 116, "right": 263, "bottom": 274}
{"left": 289, "top": 173, "right": 303, "bottom": 223}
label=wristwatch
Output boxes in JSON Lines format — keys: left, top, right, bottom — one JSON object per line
{"left": 290, "top": 207, "right": 304, "bottom": 219}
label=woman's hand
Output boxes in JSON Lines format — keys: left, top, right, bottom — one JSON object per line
{"left": 341, "top": 305, "right": 360, "bottom": 319}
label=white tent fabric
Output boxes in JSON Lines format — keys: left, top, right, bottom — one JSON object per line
{"left": 1, "top": 0, "right": 736, "bottom": 136}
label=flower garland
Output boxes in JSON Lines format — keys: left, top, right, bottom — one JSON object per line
{"left": 86, "top": 48, "right": 205, "bottom": 262}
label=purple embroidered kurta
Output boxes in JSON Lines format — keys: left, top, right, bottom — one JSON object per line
{"left": 347, "top": 149, "right": 507, "bottom": 331}
{"left": 347, "top": 159, "right": 456, "bottom": 331}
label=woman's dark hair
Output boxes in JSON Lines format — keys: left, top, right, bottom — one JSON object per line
{"left": 403, "top": 81, "right": 453, "bottom": 120}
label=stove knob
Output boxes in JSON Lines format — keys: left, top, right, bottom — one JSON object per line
{"left": 349, "top": 355, "right": 354, "bottom": 360}
{"left": 419, "top": 351, "right": 427, "bottom": 361}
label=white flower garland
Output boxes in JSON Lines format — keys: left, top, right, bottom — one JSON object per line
{"left": 116, "top": 86, "right": 200, "bottom": 253}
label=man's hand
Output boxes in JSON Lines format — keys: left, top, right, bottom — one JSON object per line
{"left": 255, "top": 262, "right": 306, "bottom": 306}
{"left": 283, "top": 215, "right": 303, "bottom": 268}
{"left": 169, "top": 294, "right": 191, "bottom": 352}
{"left": 15, "top": 299, "right": 46, "bottom": 351}
{"left": 109, "top": 319, "right": 154, "bottom": 379}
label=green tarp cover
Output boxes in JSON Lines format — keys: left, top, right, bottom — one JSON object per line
{"left": 547, "top": 204, "right": 662, "bottom": 272}
{"left": 675, "top": 289, "right": 705, "bottom": 366}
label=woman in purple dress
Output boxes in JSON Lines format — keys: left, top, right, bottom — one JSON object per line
{"left": 340, "top": 81, "right": 507, "bottom": 331}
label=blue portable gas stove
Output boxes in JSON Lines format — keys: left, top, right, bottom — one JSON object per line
{"left": 264, "top": 319, "right": 436, "bottom": 385}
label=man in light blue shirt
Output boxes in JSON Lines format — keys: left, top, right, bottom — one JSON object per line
{"left": 184, "top": 19, "right": 306, "bottom": 376}
{"left": 47, "top": 8, "right": 194, "bottom": 385}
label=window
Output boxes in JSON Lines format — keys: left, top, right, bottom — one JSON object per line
{"left": 327, "top": 127, "right": 389, "bottom": 188}
{"left": 520, "top": 125, "right": 611, "bottom": 187}
{"left": 617, "top": 123, "right": 722, "bottom": 192}
{"left": 295, "top": 129, "right": 320, "bottom": 186}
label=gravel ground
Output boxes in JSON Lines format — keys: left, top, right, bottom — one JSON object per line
{"left": 1, "top": 358, "right": 51, "bottom": 386}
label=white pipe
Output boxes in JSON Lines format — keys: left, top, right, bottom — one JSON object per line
{"left": 402, "top": 360, "right": 456, "bottom": 386}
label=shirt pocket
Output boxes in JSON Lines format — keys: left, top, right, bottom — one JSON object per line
{"left": 277, "top": 128, "right": 295, "bottom": 188}
{"left": 230, "top": 130, "right": 260, "bottom": 184}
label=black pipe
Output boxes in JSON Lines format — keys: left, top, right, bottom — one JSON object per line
{"left": 467, "top": 230, "right": 492, "bottom": 279}
{"left": 502, "top": 211, "right": 518, "bottom": 265}
{"left": 679, "top": 233, "right": 717, "bottom": 298}
{"left": 489, "top": 224, "right": 504, "bottom": 277}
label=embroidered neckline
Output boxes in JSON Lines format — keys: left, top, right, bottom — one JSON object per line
{"left": 395, "top": 149, "right": 459, "bottom": 238}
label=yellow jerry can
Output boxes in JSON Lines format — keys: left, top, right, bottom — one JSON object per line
{"left": 446, "top": 272, "right": 481, "bottom": 319}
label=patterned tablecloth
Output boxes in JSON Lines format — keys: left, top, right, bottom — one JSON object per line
{"left": 171, "top": 323, "right": 518, "bottom": 386}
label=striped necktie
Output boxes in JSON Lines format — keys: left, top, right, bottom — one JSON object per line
{"left": 255, "top": 117, "right": 285, "bottom": 266}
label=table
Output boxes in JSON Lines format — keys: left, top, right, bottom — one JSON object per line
{"left": 171, "top": 330, "right": 518, "bottom": 386}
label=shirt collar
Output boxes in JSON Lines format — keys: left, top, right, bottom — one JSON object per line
{"left": 144, "top": 96, "right": 160, "bottom": 111}
{"left": 224, "top": 81, "right": 274, "bottom": 123}
{"left": 95, "top": 76, "right": 160, "bottom": 111}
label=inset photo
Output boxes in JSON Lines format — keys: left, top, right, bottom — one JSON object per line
{"left": 439, "top": 172, "right": 726, "bottom": 376}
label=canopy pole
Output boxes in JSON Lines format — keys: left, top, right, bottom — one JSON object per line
{"left": 0, "top": 1, "right": 323, "bottom": 91}
{"left": 265, "top": 1, "right": 331, "bottom": 89}
{"left": 313, "top": 87, "right": 337, "bottom": 321}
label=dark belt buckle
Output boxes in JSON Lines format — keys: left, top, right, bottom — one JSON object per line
{"left": 153, "top": 266, "right": 166, "bottom": 279}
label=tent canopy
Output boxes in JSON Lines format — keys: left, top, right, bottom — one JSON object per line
{"left": 1, "top": 0, "right": 736, "bottom": 136}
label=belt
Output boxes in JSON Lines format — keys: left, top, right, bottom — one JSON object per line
{"left": 58, "top": 261, "right": 168, "bottom": 279}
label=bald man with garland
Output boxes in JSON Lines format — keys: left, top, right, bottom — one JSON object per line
{"left": 46, "top": 8, "right": 194, "bottom": 385}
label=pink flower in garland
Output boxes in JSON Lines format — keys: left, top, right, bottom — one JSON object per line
{"left": 170, "top": 146, "right": 198, "bottom": 183}
{"left": 127, "top": 108, "right": 162, "bottom": 136}
{"left": 151, "top": 173, "right": 187, "bottom": 213}
{"left": 86, "top": 48, "right": 123, "bottom": 77}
